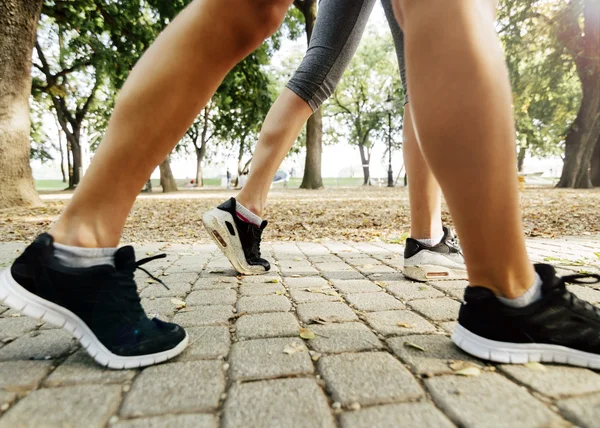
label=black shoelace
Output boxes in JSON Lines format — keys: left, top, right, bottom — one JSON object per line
{"left": 108, "top": 253, "right": 170, "bottom": 318}
{"left": 560, "top": 273, "right": 600, "bottom": 318}
{"left": 249, "top": 227, "right": 263, "bottom": 259}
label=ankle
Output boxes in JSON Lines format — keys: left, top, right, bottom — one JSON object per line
{"left": 236, "top": 195, "right": 264, "bottom": 218}
{"left": 49, "top": 218, "right": 119, "bottom": 248}
{"left": 468, "top": 264, "right": 536, "bottom": 298}
{"left": 410, "top": 224, "right": 444, "bottom": 241}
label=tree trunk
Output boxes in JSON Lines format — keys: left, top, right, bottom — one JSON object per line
{"left": 592, "top": 135, "right": 600, "bottom": 187}
{"left": 557, "top": 0, "right": 600, "bottom": 188}
{"left": 57, "top": 130, "right": 66, "bottom": 183}
{"left": 159, "top": 157, "right": 178, "bottom": 193}
{"left": 195, "top": 149, "right": 204, "bottom": 187}
{"left": 556, "top": 78, "right": 600, "bottom": 188}
{"left": 69, "top": 129, "right": 82, "bottom": 189}
{"left": 517, "top": 146, "right": 526, "bottom": 172}
{"left": 300, "top": 108, "right": 324, "bottom": 189}
{"left": 66, "top": 141, "right": 73, "bottom": 188}
{"left": 0, "top": 0, "right": 42, "bottom": 208}
{"left": 296, "top": 0, "right": 323, "bottom": 190}
{"left": 358, "top": 143, "right": 371, "bottom": 185}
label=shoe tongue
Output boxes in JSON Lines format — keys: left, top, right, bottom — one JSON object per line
{"left": 259, "top": 220, "right": 268, "bottom": 230}
{"left": 535, "top": 263, "right": 560, "bottom": 294}
{"left": 114, "top": 246, "right": 137, "bottom": 270}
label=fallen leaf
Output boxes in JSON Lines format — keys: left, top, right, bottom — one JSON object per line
{"left": 265, "top": 279, "right": 279, "bottom": 283}
{"left": 275, "top": 291, "right": 284, "bottom": 295}
{"left": 594, "top": 252, "right": 600, "bottom": 260}
{"left": 404, "top": 341, "right": 425, "bottom": 352}
{"left": 375, "top": 281, "right": 387, "bottom": 288}
{"left": 170, "top": 298, "right": 186, "bottom": 309}
{"left": 299, "top": 327, "right": 316, "bottom": 340}
{"left": 524, "top": 362, "right": 547, "bottom": 372}
{"left": 455, "top": 367, "right": 481, "bottom": 376}
{"left": 283, "top": 342, "right": 305, "bottom": 355}
{"left": 397, "top": 322, "right": 413, "bottom": 328}
{"left": 418, "top": 286, "right": 428, "bottom": 291}
{"left": 311, "top": 316, "right": 332, "bottom": 325}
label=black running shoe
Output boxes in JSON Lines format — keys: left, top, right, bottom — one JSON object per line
{"left": 0, "top": 234, "right": 188, "bottom": 369}
{"left": 452, "top": 263, "right": 600, "bottom": 368}
{"left": 403, "top": 226, "right": 467, "bottom": 282}
{"left": 202, "top": 197, "right": 270, "bottom": 275}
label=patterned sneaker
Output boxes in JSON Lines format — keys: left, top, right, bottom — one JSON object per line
{"left": 403, "top": 226, "right": 467, "bottom": 282}
{"left": 453, "top": 264, "right": 600, "bottom": 368}
{"left": 0, "top": 234, "right": 188, "bottom": 369}
{"left": 202, "top": 198, "right": 270, "bottom": 275}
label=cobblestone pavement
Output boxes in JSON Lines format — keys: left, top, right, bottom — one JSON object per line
{"left": 0, "top": 237, "right": 599, "bottom": 427}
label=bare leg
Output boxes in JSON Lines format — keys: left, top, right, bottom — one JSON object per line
{"left": 394, "top": 0, "right": 534, "bottom": 297}
{"left": 49, "top": 0, "right": 293, "bottom": 248}
{"left": 403, "top": 104, "right": 443, "bottom": 240}
{"left": 236, "top": 88, "right": 312, "bottom": 216}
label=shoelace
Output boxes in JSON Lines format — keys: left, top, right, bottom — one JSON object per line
{"left": 560, "top": 273, "right": 600, "bottom": 317}
{"left": 134, "top": 254, "right": 170, "bottom": 290}
{"left": 250, "top": 227, "right": 263, "bottom": 259}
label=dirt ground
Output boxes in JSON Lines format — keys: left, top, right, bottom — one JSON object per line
{"left": 1, "top": 186, "right": 598, "bottom": 244}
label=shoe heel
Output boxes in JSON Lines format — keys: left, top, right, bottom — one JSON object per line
{"left": 403, "top": 265, "right": 467, "bottom": 282}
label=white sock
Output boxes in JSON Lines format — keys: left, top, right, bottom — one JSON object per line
{"left": 497, "top": 272, "right": 543, "bottom": 308}
{"left": 236, "top": 201, "right": 263, "bottom": 227}
{"left": 416, "top": 230, "right": 445, "bottom": 247}
{"left": 54, "top": 242, "right": 117, "bottom": 268}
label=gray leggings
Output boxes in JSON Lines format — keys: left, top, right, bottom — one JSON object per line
{"left": 286, "top": 0, "right": 407, "bottom": 112}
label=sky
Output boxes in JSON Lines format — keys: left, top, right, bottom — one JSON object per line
{"left": 31, "top": 2, "right": 563, "bottom": 181}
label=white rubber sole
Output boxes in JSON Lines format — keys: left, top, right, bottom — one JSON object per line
{"left": 403, "top": 264, "right": 468, "bottom": 282}
{"left": 452, "top": 324, "right": 600, "bottom": 369}
{"left": 202, "top": 209, "right": 267, "bottom": 276}
{"left": 0, "top": 269, "right": 188, "bottom": 369}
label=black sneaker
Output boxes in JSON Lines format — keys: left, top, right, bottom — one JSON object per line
{"left": 452, "top": 264, "right": 600, "bottom": 368}
{"left": 202, "top": 198, "right": 270, "bottom": 275}
{"left": 403, "top": 226, "right": 467, "bottom": 282}
{"left": 0, "top": 234, "right": 188, "bottom": 369}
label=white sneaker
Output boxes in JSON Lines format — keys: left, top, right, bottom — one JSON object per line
{"left": 403, "top": 227, "right": 467, "bottom": 282}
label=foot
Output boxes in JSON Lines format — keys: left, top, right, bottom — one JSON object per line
{"left": 202, "top": 198, "right": 270, "bottom": 275}
{"left": 403, "top": 226, "right": 467, "bottom": 282}
{"left": 453, "top": 264, "right": 600, "bottom": 368}
{"left": 0, "top": 234, "right": 188, "bottom": 369}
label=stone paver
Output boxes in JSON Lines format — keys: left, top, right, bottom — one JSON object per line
{"left": 44, "top": 350, "right": 136, "bottom": 387}
{"left": 340, "top": 402, "right": 454, "bottom": 428}
{"left": 229, "top": 338, "right": 313, "bottom": 381}
{"left": 345, "top": 292, "right": 405, "bottom": 312}
{"left": 500, "top": 364, "right": 600, "bottom": 398}
{"left": 318, "top": 353, "right": 423, "bottom": 406}
{"left": 557, "top": 393, "right": 600, "bottom": 428}
{"left": 0, "top": 237, "right": 598, "bottom": 426}
{"left": 0, "top": 317, "right": 39, "bottom": 340}
{"left": 385, "top": 281, "right": 444, "bottom": 300}
{"left": 223, "top": 378, "right": 335, "bottom": 428}
{"left": 236, "top": 312, "right": 300, "bottom": 339}
{"left": 408, "top": 298, "right": 461, "bottom": 321}
{"left": 186, "top": 289, "right": 237, "bottom": 306}
{"left": 364, "top": 310, "right": 437, "bottom": 336}
{"left": 425, "top": 373, "right": 561, "bottom": 427}
{"left": 289, "top": 288, "right": 341, "bottom": 303}
{"left": 309, "top": 322, "right": 384, "bottom": 353}
{"left": 331, "top": 279, "right": 382, "bottom": 294}
{"left": 296, "top": 302, "right": 358, "bottom": 323}
{"left": 0, "top": 385, "right": 122, "bottom": 428}
{"left": 389, "top": 334, "right": 481, "bottom": 375}
{"left": 0, "top": 361, "right": 53, "bottom": 393}
{"left": 112, "top": 414, "right": 218, "bottom": 428}
{"left": 239, "top": 283, "right": 286, "bottom": 296}
{"left": 0, "top": 329, "right": 77, "bottom": 361}
{"left": 173, "top": 326, "right": 231, "bottom": 361}
{"left": 237, "top": 295, "right": 292, "bottom": 314}
{"left": 171, "top": 305, "right": 234, "bottom": 327}
{"left": 120, "top": 361, "right": 224, "bottom": 417}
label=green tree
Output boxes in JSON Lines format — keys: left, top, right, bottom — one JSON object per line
{"left": 328, "top": 32, "right": 403, "bottom": 185}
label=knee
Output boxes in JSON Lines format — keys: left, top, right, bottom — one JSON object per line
{"left": 250, "top": 0, "right": 294, "bottom": 42}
